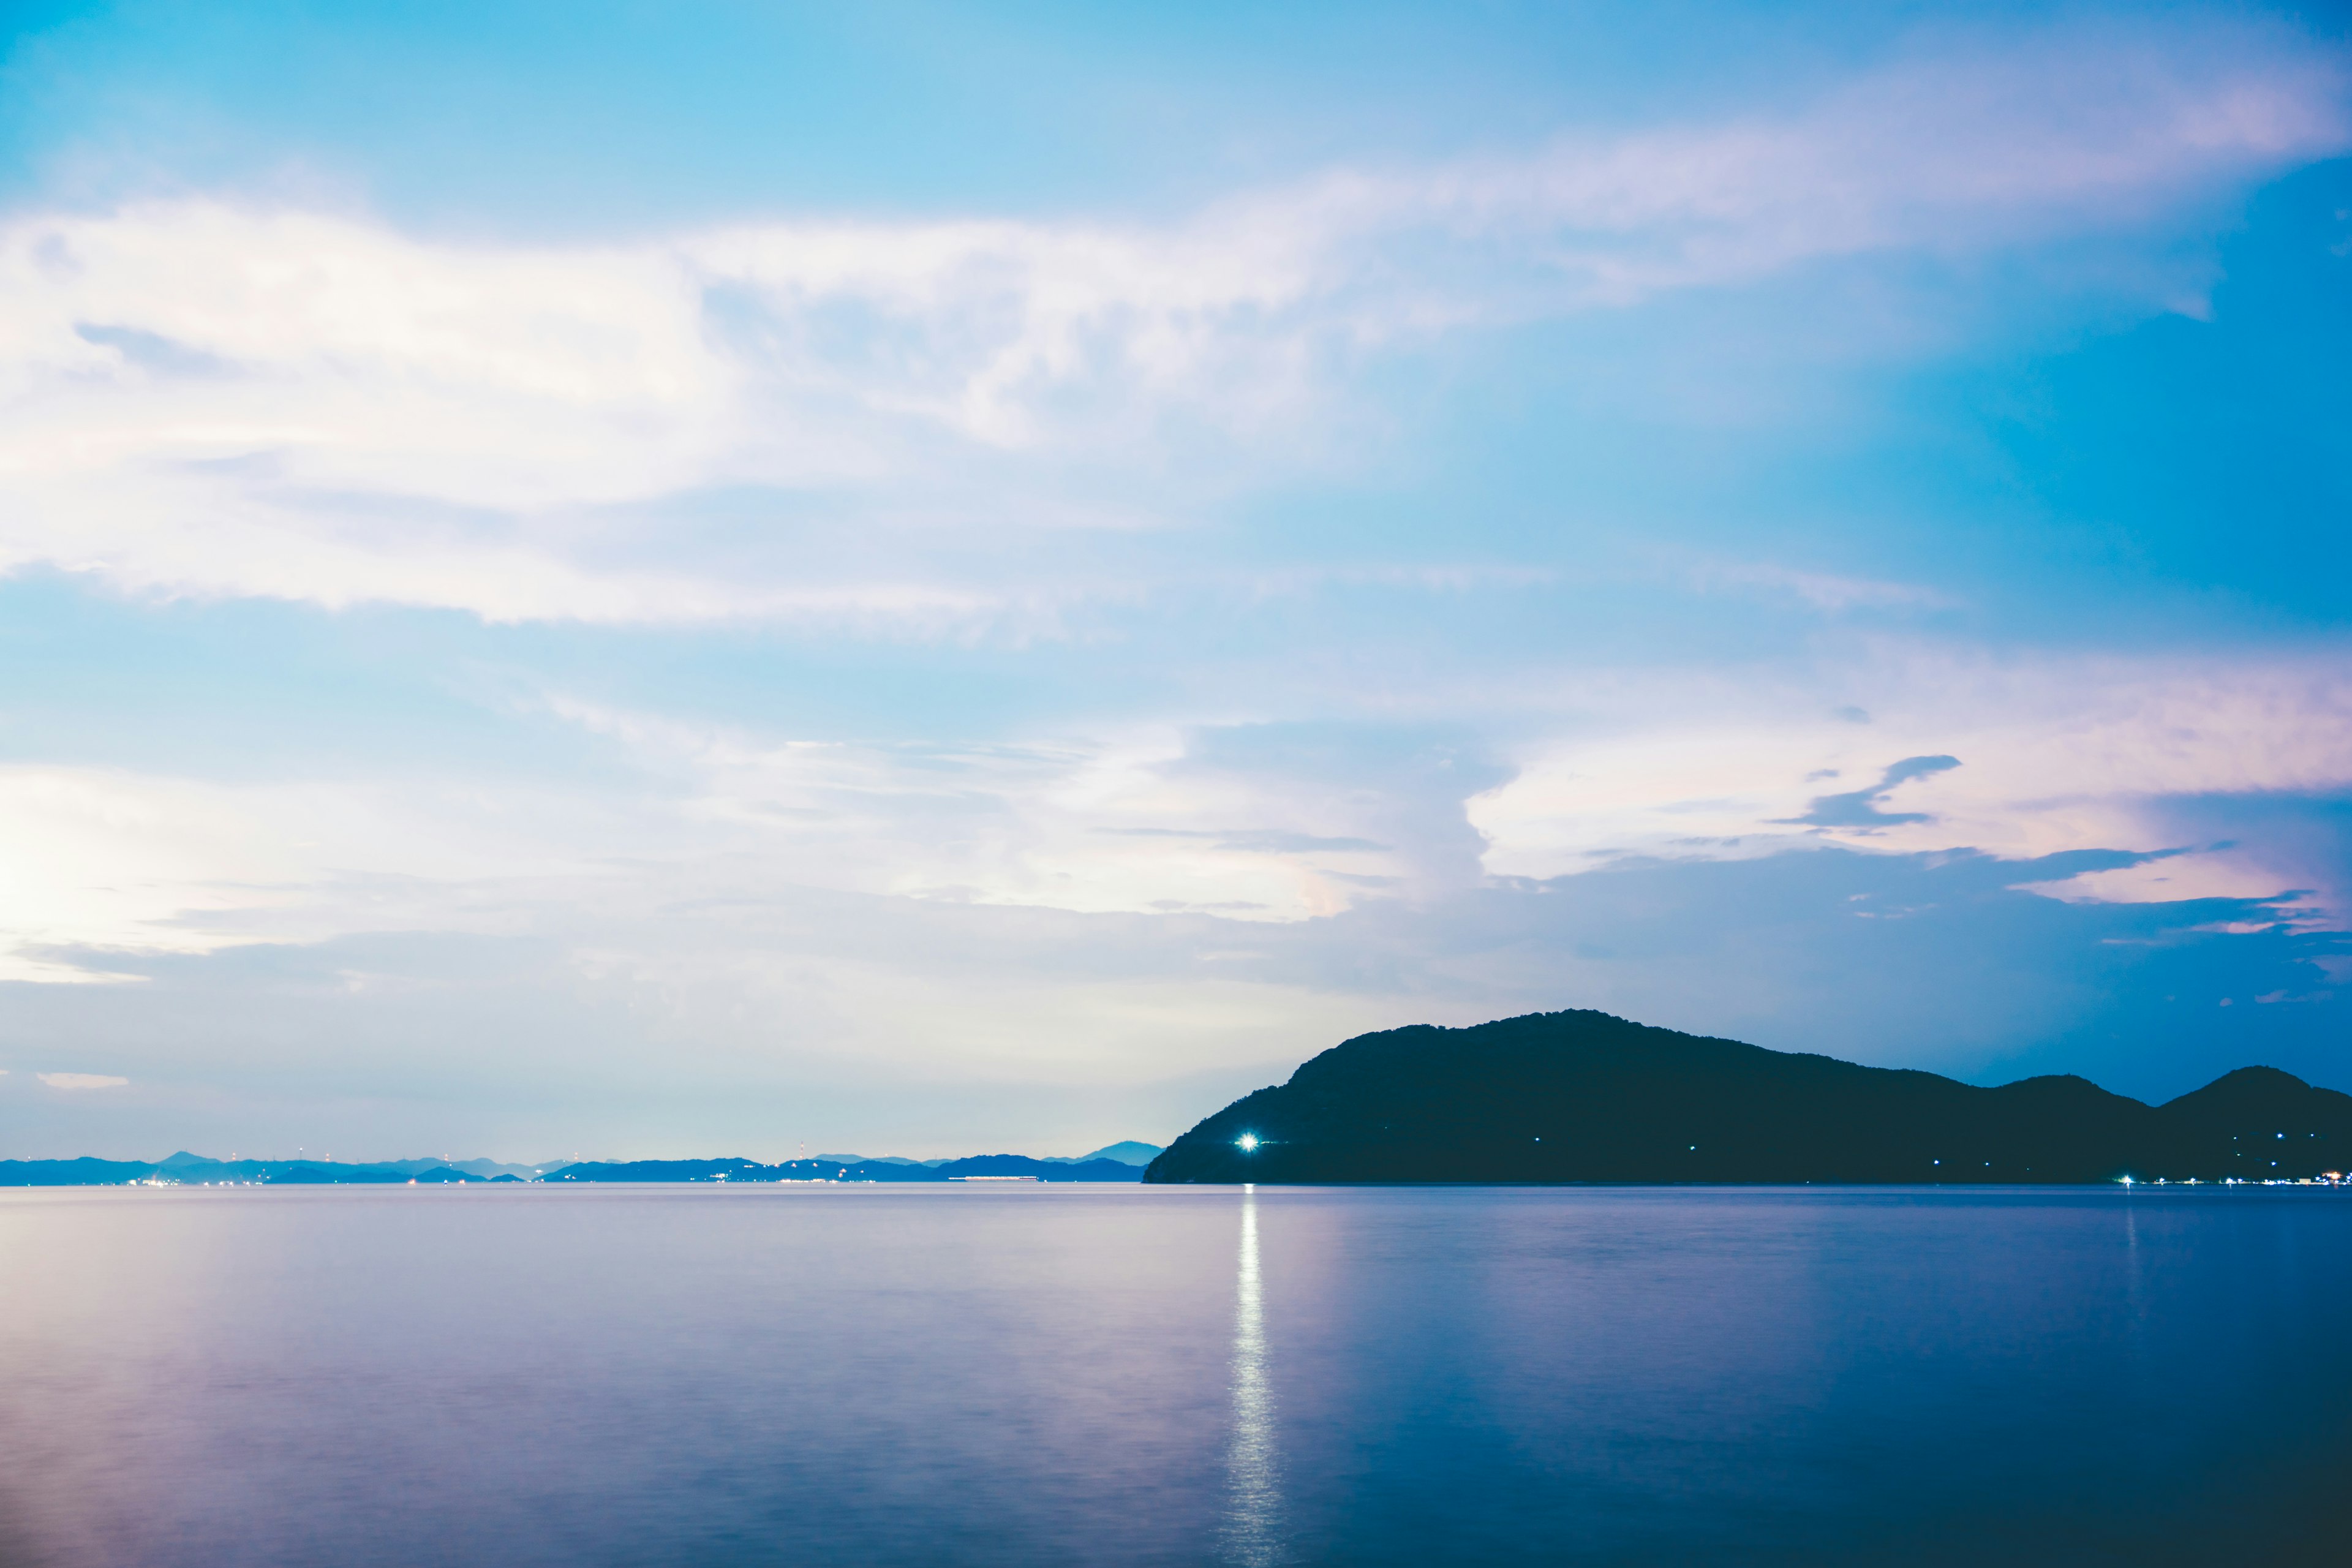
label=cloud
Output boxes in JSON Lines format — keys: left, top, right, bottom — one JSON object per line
{"left": 37, "top": 1072, "right": 128, "bottom": 1090}
{"left": 71, "top": 322, "right": 233, "bottom": 377}
{"left": 1104, "top": 827, "right": 1392, "bottom": 854}
{"left": 4, "top": 643, "right": 2347, "bottom": 990}
{"left": 1379, "top": 22, "right": 2348, "bottom": 300}
{"left": 1784, "top": 755, "right": 1963, "bottom": 828}
{"left": 2018, "top": 790, "right": 2352, "bottom": 930}
{"left": 0, "top": 701, "right": 1512, "bottom": 985}
{"left": 3, "top": 832, "right": 2339, "bottom": 1159}
{"left": 0, "top": 644, "right": 2339, "bottom": 1145}
{"left": 1468, "top": 646, "right": 2352, "bottom": 927}
{"left": 0, "top": 20, "right": 2337, "bottom": 624}
{"left": 1689, "top": 560, "right": 1956, "bottom": 613}
{"left": 0, "top": 757, "right": 633, "bottom": 984}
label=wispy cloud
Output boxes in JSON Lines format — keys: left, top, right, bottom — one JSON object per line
{"left": 0, "top": 20, "right": 2337, "bottom": 624}
{"left": 1102, "top": 828, "right": 1392, "bottom": 854}
{"left": 1469, "top": 647, "right": 2352, "bottom": 922}
{"left": 37, "top": 1072, "right": 129, "bottom": 1090}
{"left": 1689, "top": 560, "right": 1957, "bottom": 612}
{"left": 1783, "top": 755, "right": 1963, "bottom": 829}
{"left": 4, "top": 640, "right": 2345, "bottom": 1000}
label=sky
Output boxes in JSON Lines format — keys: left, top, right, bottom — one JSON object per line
{"left": 0, "top": 0, "right": 2347, "bottom": 1161}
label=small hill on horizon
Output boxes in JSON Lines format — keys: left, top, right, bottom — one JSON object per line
{"left": 540, "top": 1155, "right": 1141, "bottom": 1184}
{"left": 1061, "top": 1142, "right": 1163, "bottom": 1166}
{"left": 1144, "top": 1011, "right": 2352, "bottom": 1185}
{"left": 807, "top": 1141, "right": 1164, "bottom": 1167}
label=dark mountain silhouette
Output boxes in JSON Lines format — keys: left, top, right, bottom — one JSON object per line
{"left": 1144, "top": 1011, "right": 2352, "bottom": 1185}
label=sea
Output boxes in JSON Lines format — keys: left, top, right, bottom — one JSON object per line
{"left": 1, "top": 1183, "right": 2345, "bottom": 1567}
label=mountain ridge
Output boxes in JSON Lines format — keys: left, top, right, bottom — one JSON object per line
{"left": 1144, "top": 1011, "right": 2352, "bottom": 1185}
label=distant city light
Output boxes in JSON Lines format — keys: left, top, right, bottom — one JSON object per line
{"left": 1236, "top": 1134, "right": 1260, "bottom": 1152}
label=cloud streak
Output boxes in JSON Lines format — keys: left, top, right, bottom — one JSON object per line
{"left": 4, "top": 643, "right": 2346, "bottom": 993}
{"left": 1785, "top": 755, "right": 1963, "bottom": 828}
{"left": 0, "top": 20, "right": 2338, "bottom": 624}
{"left": 37, "top": 1073, "right": 129, "bottom": 1090}
{"left": 1470, "top": 646, "right": 2352, "bottom": 923}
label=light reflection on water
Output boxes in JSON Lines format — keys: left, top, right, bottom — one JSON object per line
{"left": 1, "top": 1184, "right": 2349, "bottom": 1567}
{"left": 1221, "top": 1184, "right": 1283, "bottom": 1566}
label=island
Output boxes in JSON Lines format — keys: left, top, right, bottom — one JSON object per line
{"left": 1143, "top": 1010, "right": 2352, "bottom": 1185}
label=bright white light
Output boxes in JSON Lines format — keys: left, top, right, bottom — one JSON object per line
{"left": 1237, "top": 1134, "right": 1260, "bottom": 1152}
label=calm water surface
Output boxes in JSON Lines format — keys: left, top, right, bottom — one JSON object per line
{"left": 1, "top": 1185, "right": 2345, "bottom": 1566}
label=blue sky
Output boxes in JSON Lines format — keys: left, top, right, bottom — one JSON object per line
{"left": 0, "top": 0, "right": 2346, "bottom": 1159}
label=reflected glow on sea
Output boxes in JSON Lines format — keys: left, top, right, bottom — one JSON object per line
{"left": 1, "top": 1184, "right": 2346, "bottom": 1566}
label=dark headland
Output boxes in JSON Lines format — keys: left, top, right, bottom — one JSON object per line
{"left": 1144, "top": 1010, "right": 2352, "bottom": 1185}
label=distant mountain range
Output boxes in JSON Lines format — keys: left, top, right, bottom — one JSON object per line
{"left": 0, "top": 1144, "right": 1163, "bottom": 1187}
{"left": 1145, "top": 1010, "right": 2352, "bottom": 1185}
{"left": 541, "top": 1155, "right": 1142, "bottom": 1183}
{"left": 807, "top": 1142, "right": 1163, "bottom": 1169}
{"left": 0, "top": 1152, "right": 534, "bottom": 1187}
{"left": 1067, "top": 1141, "right": 1163, "bottom": 1166}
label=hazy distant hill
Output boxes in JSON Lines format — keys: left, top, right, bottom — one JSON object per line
{"left": 265, "top": 1162, "right": 412, "bottom": 1185}
{"left": 0, "top": 1151, "right": 1147, "bottom": 1187}
{"left": 807, "top": 1147, "right": 1167, "bottom": 1167}
{"left": 541, "top": 1154, "right": 1142, "bottom": 1183}
{"left": 0, "top": 1156, "right": 163, "bottom": 1186}
{"left": 1145, "top": 1011, "right": 2352, "bottom": 1185}
{"left": 1063, "top": 1142, "right": 1163, "bottom": 1166}
{"left": 0, "top": 1155, "right": 512, "bottom": 1187}
{"left": 382, "top": 1156, "right": 542, "bottom": 1178}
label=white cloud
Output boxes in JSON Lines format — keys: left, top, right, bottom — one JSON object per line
{"left": 37, "top": 1072, "right": 129, "bottom": 1090}
{"left": 0, "top": 759, "right": 668, "bottom": 982}
{"left": 0, "top": 699, "right": 1447, "bottom": 985}
{"left": 0, "top": 766, "right": 306, "bottom": 982}
{"left": 1392, "top": 27, "right": 2346, "bottom": 295}
{"left": 3, "top": 641, "right": 2343, "bottom": 997}
{"left": 0, "top": 23, "right": 2336, "bottom": 624}
{"left": 540, "top": 698, "right": 1442, "bottom": 921}
{"left": 1469, "top": 647, "right": 2352, "bottom": 922}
